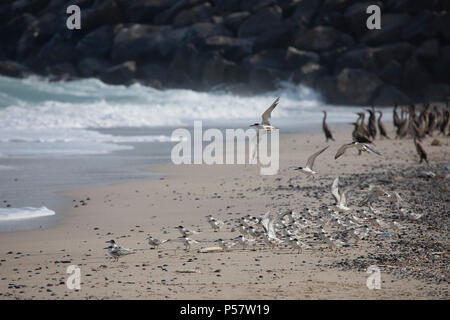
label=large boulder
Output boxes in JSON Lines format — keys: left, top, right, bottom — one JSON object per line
{"left": 415, "top": 39, "right": 440, "bottom": 67}
{"left": 203, "top": 36, "right": 253, "bottom": 61}
{"left": 292, "top": 62, "right": 328, "bottom": 87}
{"left": 401, "top": 11, "right": 437, "bottom": 44}
{"left": 240, "top": 0, "right": 276, "bottom": 12}
{"left": 434, "top": 12, "right": 450, "bottom": 42}
{"left": 248, "top": 67, "right": 286, "bottom": 92}
{"left": 361, "top": 14, "right": 411, "bottom": 45}
{"left": 77, "top": 57, "right": 112, "bottom": 78}
{"left": 386, "top": 0, "right": 441, "bottom": 14}
{"left": 223, "top": 11, "right": 250, "bottom": 32}
{"left": 292, "top": 0, "right": 322, "bottom": 26}
{"left": 344, "top": 2, "right": 383, "bottom": 39}
{"left": 154, "top": 0, "right": 204, "bottom": 25}
{"left": 377, "top": 60, "right": 403, "bottom": 88}
{"left": 16, "top": 12, "right": 58, "bottom": 60}
{"left": 81, "top": 0, "right": 126, "bottom": 34}
{"left": 0, "top": 60, "right": 29, "bottom": 78}
{"left": 46, "top": 62, "right": 78, "bottom": 81}
{"left": 237, "top": 5, "right": 283, "bottom": 38}
{"left": 173, "top": 2, "right": 212, "bottom": 27}
{"left": 372, "top": 84, "right": 411, "bottom": 105}
{"left": 76, "top": 25, "right": 115, "bottom": 57}
{"left": 402, "top": 56, "right": 433, "bottom": 96}
{"left": 293, "top": 26, "right": 350, "bottom": 52}
{"left": 242, "top": 49, "right": 286, "bottom": 70}
{"left": 100, "top": 60, "right": 137, "bottom": 85}
{"left": 334, "top": 47, "right": 378, "bottom": 73}
{"left": 201, "top": 53, "right": 242, "bottom": 86}
{"left": 213, "top": 0, "right": 241, "bottom": 14}
{"left": 336, "top": 68, "right": 383, "bottom": 105}
{"left": 116, "top": 0, "right": 176, "bottom": 23}
{"left": 252, "top": 19, "right": 300, "bottom": 52}
{"left": 0, "top": 13, "right": 36, "bottom": 55}
{"left": 422, "top": 84, "right": 450, "bottom": 102}
{"left": 285, "top": 47, "right": 320, "bottom": 69}
{"left": 433, "top": 46, "right": 450, "bottom": 83}
{"left": 111, "top": 24, "right": 173, "bottom": 61}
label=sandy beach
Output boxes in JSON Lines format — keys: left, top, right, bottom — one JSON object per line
{"left": 0, "top": 125, "right": 448, "bottom": 300}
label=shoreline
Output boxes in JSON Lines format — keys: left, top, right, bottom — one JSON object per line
{"left": 0, "top": 126, "right": 448, "bottom": 299}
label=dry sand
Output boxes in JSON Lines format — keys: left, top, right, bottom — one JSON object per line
{"left": 0, "top": 125, "right": 449, "bottom": 300}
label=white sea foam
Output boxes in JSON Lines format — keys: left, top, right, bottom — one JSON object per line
{"left": 0, "top": 206, "right": 55, "bottom": 221}
{"left": 0, "top": 75, "right": 364, "bottom": 156}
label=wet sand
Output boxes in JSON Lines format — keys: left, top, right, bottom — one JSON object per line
{"left": 0, "top": 125, "right": 448, "bottom": 299}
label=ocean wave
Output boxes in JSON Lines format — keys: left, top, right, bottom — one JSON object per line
{"left": 0, "top": 206, "right": 55, "bottom": 221}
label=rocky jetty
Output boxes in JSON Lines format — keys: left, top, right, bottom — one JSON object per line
{"left": 0, "top": 0, "right": 449, "bottom": 105}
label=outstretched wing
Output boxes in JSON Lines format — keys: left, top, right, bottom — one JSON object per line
{"left": 334, "top": 143, "right": 354, "bottom": 159}
{"left": 331, "top": 177, "right": 340, "bottom": 204}
{"left": 260, "top": 211, "right": 271, "bottom": 234}
{"left": 363, "top": 144, "right": 382, "bottom": 156}
{"left": 261, "top": 97, "right": 280, "bottom": 125}
{"left": 306, "top": 146, "right": 329, "bottom": 170}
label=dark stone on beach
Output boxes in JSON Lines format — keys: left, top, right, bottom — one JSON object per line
{"left": 81, "top": 0, "right": 126, "bottom": 34}
{"left": 46, "top": 63, "right": 78, "bottom": 81}
{"left": 373, "top": 84, "right": 411, "bottom": 105}
{"left": 76, "top": 25, "right": 115, "bottom": 57}
{"left": 402, "top": 56, "right": 432, "bottom": 95}
{"left": 293, "top": 26, "right": 349, "bottom": 52}
{"left": 223, "top": 12, "right": 250, "bottom": 32}
{"left": 237, "top": 5, "right": 283, "bottom": 38}
{"left": 285, "top": 47, "right": 320, "bottom": 69}
{"left": 401, "top": 11, "right": 437, "bottom": 44}
{"left": 100, "top": 61, "right": 137, "bottom": 85}
{"left": 292, "top": 63, "right": 328, "bottom": 87}
{"left": 415, "top": 39, "right": 440, "bottom": 67}
{"left": 204, "top": 36, "right": 253, "bottom": 61}
{"left": 422, "top": 84, "right": 450, "bottom": 102}
{"left": 336, "top": 68, "right": 383, "bottom": 105}
{"left": 0, "top": 60, "right": 28, "bottom": 78}
{"left": 433, "top": 46, "right": 450, "bottom": 83}
{"left": 242, "top": 49, "right": 286, "bottom": 70}
{"left": 118, "top": 0, "right": 176, "bottom": 23}
{"left": 434, "top": 12, "right": 450, "bottom": 42}
{"left": 344, "top": 1, "right": 382, "bottom": 39}
{"left": 77, "top": 57, "right": 111, "bottom": 78}
{"left": 377, "top": 60, "right": 403, "bottom": 87}
{"left": 201, "top": 54, "right": 241, "bottom": 87}
{"left": 362, "top": 14, "right": 411, "bottom": 45}
{"left": 173, "top": 2, "right": 212, "bottom": 27}
{"left": 292, "top": 0, "right": 322, "bottom": 26}
{"left": 154, "top": 0, "right": 204, "bottom": 25}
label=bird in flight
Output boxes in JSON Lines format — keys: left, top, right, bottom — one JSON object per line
{"left": 291, "top": 146, "right": 329, "bottom": 178}
{"left": 334, "top": 142, "right": 381, "bottom": 160}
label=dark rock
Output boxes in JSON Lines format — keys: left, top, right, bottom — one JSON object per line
{"left": 242, "top": 49, "right": 286, "bottom": 70}
{"left": 386, "top": 0, "right": 440, "bottom": 14}
{"left": 111, "top": 24, "right": 172, "bottom": 62}
{"left": 116, "top": 0, "right": 176, "bottom": 23}
{"left": 377, "top": 60, "right": 403, "bottom": 87}
{"left": 36, "top": 34, "right": 79, "bottom": 65}
{"left": 248, "top": 67, "right": 283, "bottom": 92}
{"left": 322, "top": 0, "right": 358, "bottom": 11}
{"left": 47, "top": 62, "right": 78, "bottom": 81}
{"left": 434, "top": 12, "right": 450, "bottom": 42}
{"left": 240, "top": 0, "right": 276, "bottom": 12}
{"left": 201, "top": 53, "right": 242, "bottom": 86}
{"left": 433, "top": 46, "right": 450, "bottom": 83}
{"left": 0, "top": 13, "right": 36, "bottom": 56}
{"left": 401, "top": 11, "right": 437, "bottom": 44}
{"left": 0, "top": 60, "right": 28, "bottom": 78}
{"left": 402, "top": 56, "right": 433, "bottom": 95}
{"left": 81, "top": 0, "right": 126, "bottom": 34}
{"left": 213, "top": 0, "right": 241, "bottom": 14}
{"left": 0, "top": 4, "right": 11, "bottom": 23}
{"left": 204, "top": 36, "right": 253, "bottom": 61}
{"left": 77, "top": 57, "right": 111, "bottom": 77}
{"left": 154, "top": 0, "right": 204, "bottom": 25}
{"left": 361, "top": 14, "right": 411, "bottom": 45}
{"left": 173, "top": 2, "right": 212, "bottom": 27}
{"left": 422, "top": 84, "right": 450, "bottom": 102}
{"left": 292, "top": 0, "right": 322, "bottom": 26}
{"left": 315, "top": 75, "right": 341, "bottom": 103}
{"left": 285, "top": 46, "right": 319, "bottom": 69}
{"left": 415, "top": 39, "right": 440, "bottom": 67}
{"left": 252, "top": 20, "right": 299, "bottom": 52}
{"left": 372, "top": 42, "right": 414, "bottom": 66}
{"left": 373, "top": 84, "right": 411, "bottom": 105}
{"left": 100, "top": 61, "right": 137, "bottom": 85}
{"left": 293, "top": 26, "right": 348, "bottom": 52}
{"left": 336, "top": 68, "right": 383, "bottom": 105}
{"left": 136, "top": 63, "right": 167, "bottom": 85}
{"left": 224, "top": 12, "right": 250, "bottom": 32}
{"left": 167, "top": 43, "right": 202, "bottom": 88}
{"left": 238, "top": 5, "right": 283, "bottom": 38}
{"left": 16, "top": 12, "right": 58, "bottom": 60}
{"left": 11, "top": 0, "right": 49, "bottom": 15}
{"left": 292, "top": 62, "right": 328, "bottom": 87}
{"left": 76, "top": 25, "right": 115, "bottom": 57}
{"left": 335, "top": 47, "right": 378, "bottom": 74}
{"left": 344, "top": 1, "right": 383, "bottom": 39}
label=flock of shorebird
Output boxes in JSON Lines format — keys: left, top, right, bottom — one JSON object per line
{"left": 105, "top": 98, "right": 449, "bottom": 261}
